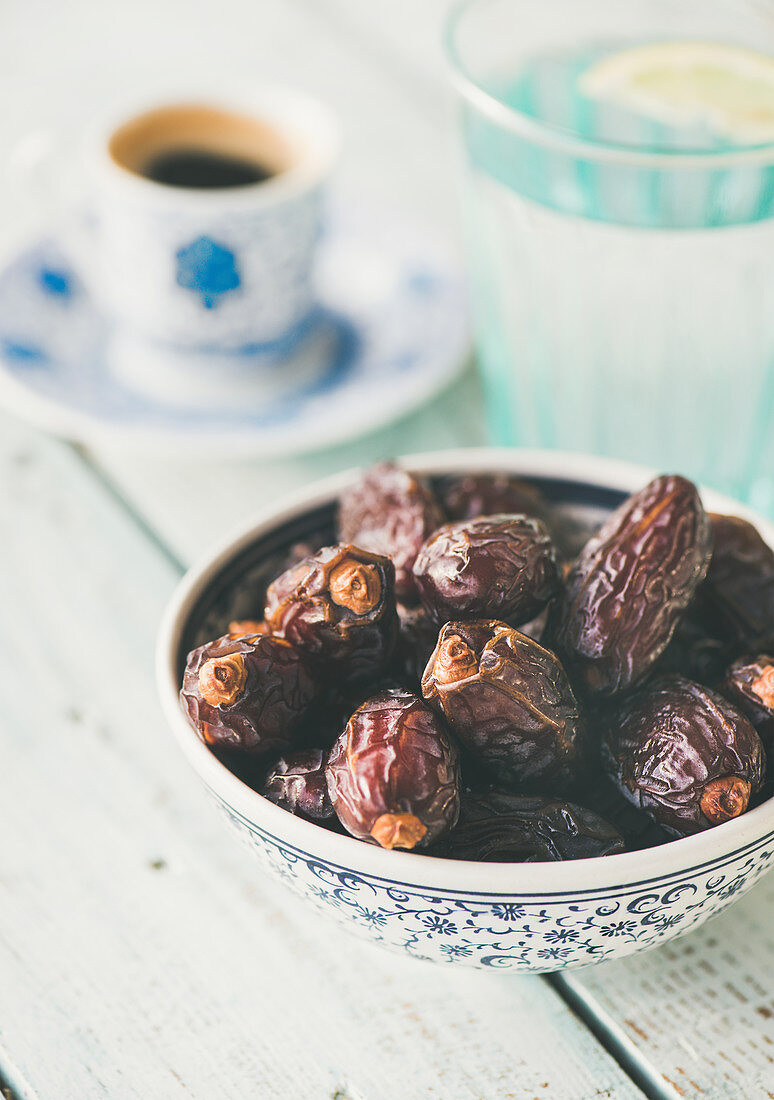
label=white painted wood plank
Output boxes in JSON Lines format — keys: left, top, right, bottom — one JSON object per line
{"left": 92, "top": 370, "right": 485, "bottom": 567}
{"left": 300, "top": 0, "right": 454, "bottom": 88}
{"left": 0, "top": 411, "right": 644, "bottom": 1099}
{"left": 556, "top": 871, "right": 774, "bottom": 1100}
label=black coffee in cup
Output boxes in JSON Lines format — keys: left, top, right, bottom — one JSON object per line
{"left": 109, "top": 104, "right": 291, "bottom": 190}
{"left": 141, "top": 148, "right": 272, "bottom": 189}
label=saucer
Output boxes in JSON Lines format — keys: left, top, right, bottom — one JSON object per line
{"left": 0, "top": 201, "right": 469, "bottom": 455}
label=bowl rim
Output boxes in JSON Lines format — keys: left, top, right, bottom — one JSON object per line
{"left": 156, "top": 447, "right": 774, "bottom": 896}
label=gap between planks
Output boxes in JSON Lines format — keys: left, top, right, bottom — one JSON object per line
{"left": 547, "top": 975, "right": 678, "bottom": 1100}
{"left": 69, "top": 445, "right": 187, "bottom": 576}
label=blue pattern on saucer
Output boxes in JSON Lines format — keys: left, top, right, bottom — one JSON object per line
{"left": 38, "top": 267, "right": 74, "bottom": 299}
{"left": 2, "top": 339, "right": 49, "bottom": 366}
{"left": 0, "top": 203, "right": 468, "bottom": 453}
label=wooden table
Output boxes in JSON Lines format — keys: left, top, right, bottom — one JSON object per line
{"left": 1, "top": 2, "right": 774, "bottom": 1097}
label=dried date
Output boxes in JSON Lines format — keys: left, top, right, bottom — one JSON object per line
{"left": 433, "top": 789, "right": 624, "bottom": 862}
{"left": 554, "top": 475, "right": 712, "bottom": 694}
{"left": 326, "top": 689, "right": 460, "bottom": 849}
{"left": 604, "top": 675, "right": 765, "bottom": 836}
{"left": 655, "top": 600, "right": 733, "bottom": 686}
{"left": 441, "top": 473, "right": 546, "bottom": 522}
{"left": 262, "top": 749, "right": 335, "bottom": 822}
{"left": 337, "top": 462, "right": 444, "bottom": 601}
{"left": 412, "top": 515, "right": 558, "bottom": 626}
{"left": 723, "top": 655, "right": 774, "bottom": 757}
{"left": 421, "top": 620, "right": 585, "bottom": 791}
{"left": 703, "top": 514, "right": 774, "bottom": 650}
{"left": 264, "top": 544, "right": 398, "bottom": 686}
{"left": 180, "top": 633, "right": 317, "bottom": 755}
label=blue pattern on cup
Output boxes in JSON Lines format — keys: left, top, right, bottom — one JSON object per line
{"left": 175, "top": 237, "right": 241, "bottom": 309}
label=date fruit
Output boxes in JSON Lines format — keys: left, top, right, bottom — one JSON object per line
{"left": 412, "top": 515, "right": 558, "bottom": 626}
{"left": 441, "top": 473, "right": 547, "bottom": 524}
{"left": 262, "top": 749, "right": 335, "bottom": 822}
{"left": 338, "top": 462, "right": 444, "bottom": 601}
{"left": 581, "top": 772, "right": 672, "bottom": 851}
{"left": 554, "top": 475, "right": 712, "bottom": 695}
{"left": 655, "top": 601, "right": 733, "bottom": 686}
{"left": 181, "top": 633, "right": 317, "bottom": 755}
{"left": 440, "top": 472, "right": 577, "bottom": 560}
{"left": 604, "top": 675, "right": 765, "bottom": 836}
{"left": 422, "top": 620, "right": 585, "bottom": 791}
{"left": 393, "top": 603, "right": 440, "bottom": 691}
{"left": 723, "top": 655, "right": 774, "bottom": 756}
{"left": 434, "top": 789, "right": 624, "bottom": 862}
{"left": 703, "top": 514, "right": 774, "bottom": 650}
{"left": 264, "top": 544, "right": 398, "bottom": 686}
{"left": 326, "top": 689, "right": 460, "bottom": 849}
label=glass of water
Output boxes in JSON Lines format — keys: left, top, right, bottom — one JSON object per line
{"left": 446, "top": 0, "right": 774, "bottom": 510}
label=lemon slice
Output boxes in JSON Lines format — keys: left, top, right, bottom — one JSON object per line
{"left": 580, "top": 41, "right": 774, "bottom": 143}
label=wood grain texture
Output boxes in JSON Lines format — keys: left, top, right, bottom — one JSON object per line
{"left": 558, "top": 872, "right": 774, "bottom": 1100}
{"left": 0, "top": 412, "right": 643, "bottom": 1099}
{"left": 92, "top": 370, "right": 485, "bottom": 565}
{"left": 300, "top": 0, "right": 453, "bottom": 87}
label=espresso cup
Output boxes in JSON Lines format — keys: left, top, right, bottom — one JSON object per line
{"left": 82, "top": 88, "right": 339, "bottom": 352}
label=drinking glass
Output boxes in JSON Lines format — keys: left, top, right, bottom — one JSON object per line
{"left": 446, "top": 0, "right": 774, "bottom": 510}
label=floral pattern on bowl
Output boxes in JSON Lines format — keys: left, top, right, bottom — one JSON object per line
{"left": 212, "top": 788, "right": 774, "bottom": 971}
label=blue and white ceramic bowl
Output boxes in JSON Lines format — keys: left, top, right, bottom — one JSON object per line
{"left": 156, "top": 450, "right": 774, "bottom": 973}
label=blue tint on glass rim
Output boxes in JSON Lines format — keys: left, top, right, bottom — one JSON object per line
{"left": 0, "top": 201, "right": 468, "bottom": 455}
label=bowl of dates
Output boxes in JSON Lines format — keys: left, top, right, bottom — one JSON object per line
{"left": 157, "top": 451, "right": 774, "bottom": 973}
